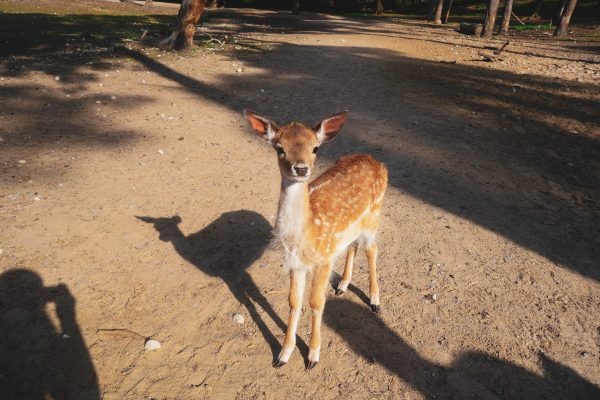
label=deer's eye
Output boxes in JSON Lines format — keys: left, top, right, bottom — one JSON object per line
{"left": 313, "top": 146, "right": 319, "bottom": 154}
{"left": 276, "top": 147, "right": 285, "bottom": 157}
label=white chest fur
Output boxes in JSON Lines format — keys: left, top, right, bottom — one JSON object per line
{"left": 275, "top": 180, "right": 310, "bottom": 271}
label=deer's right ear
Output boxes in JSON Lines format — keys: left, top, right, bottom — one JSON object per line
{"left": 243, "top": 109, "right": 279, "bottom": 144}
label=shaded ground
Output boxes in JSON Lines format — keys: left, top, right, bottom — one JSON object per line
{"left": 0, "top": 0, "right": 599, "bottom": 398}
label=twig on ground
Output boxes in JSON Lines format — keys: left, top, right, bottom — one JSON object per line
{"left": 97, "top": 328, "right": 148, "bottom": 339}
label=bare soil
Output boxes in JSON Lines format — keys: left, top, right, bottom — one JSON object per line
{"left": 1, "top": 1, "right": 599, "bottom": 399}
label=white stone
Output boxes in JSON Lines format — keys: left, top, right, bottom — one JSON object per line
{"left": 232, "top": 313, "right": 245, "bottom": 324}
{"left": 144, "top": 339, "right": 161, "bottom": 350}
{"left": 157, "top": 149, "right": 165, "bottom": 155}
{"left": 18, "top": 159, "right": 26, "bottom": 164}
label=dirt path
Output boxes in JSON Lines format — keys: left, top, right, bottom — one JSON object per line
{"left": 1, "top": 1, "right": 599, "bottom": 399}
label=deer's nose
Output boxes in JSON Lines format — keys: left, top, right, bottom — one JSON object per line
{"left": 293, "top": 164, "right": 309, "bottom": 177}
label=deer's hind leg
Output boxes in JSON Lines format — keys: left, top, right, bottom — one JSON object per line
{"left": 336, "top": 242, "right": 358, "bottom": 295}
{"left": 364, "top": 232, "right": 380, "bottom": 313}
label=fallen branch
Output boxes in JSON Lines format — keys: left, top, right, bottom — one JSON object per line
{"left": 495, "top": 40, "right": 510, "bottom": 55}
{"left": 479, "top": 40, "right": 510, "bottom": 62}
{"left": 511, "top": 11, "right": 526, "bottom": 26}
{"left": 97, "top": 328, "right": 148, "bottom": 339}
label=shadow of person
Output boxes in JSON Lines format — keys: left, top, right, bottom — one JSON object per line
{"left": 324, "top": 298, "right": 600, "bottom": 400}
{"left": 0, "top": 269, "right": 100, "bottom": 400}
{"left": 137, "top": 210, "right": 308, "bottom": 361}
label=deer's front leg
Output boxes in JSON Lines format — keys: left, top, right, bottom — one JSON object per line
{"left": 307, "top": 264, "right": 331, "bottom": 370}
{"left": 275, "top": 268, "right": 306, "bottom": 367}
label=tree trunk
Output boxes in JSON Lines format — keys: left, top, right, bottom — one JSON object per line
{"left": 292, "top": 0, "right": 300, "bottom": 14}
{"left": 553, "top": 0, "right": 567, "bottom": 25}
{"left": 499, "top": 0, "right": 514, "bottom": 34}
{"left": 482, "top": 0, "right": 500, "bottom": 37}
{"left": 426, "top": 0, "right": 436, "bottom": 21}
{"left": 376, "top": 0, "right": 384, "bottom": 15}
{"left": 161, "top": 0, "right": 206, "bottom": 50}
{"left": 441, "top": 0, "right": 453, "bottom": 23}
{"left": 554, "top": 0, "right": 577, "bottom": 36}
{"left": 529, "top": 0, "right": 543, "bottom": 18}
{"left": 434, "top": 0, "right": 444, "bottom": 23}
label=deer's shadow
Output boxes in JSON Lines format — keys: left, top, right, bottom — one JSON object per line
{"left": 137, "top": 210, "right": 308, "bottom": 362}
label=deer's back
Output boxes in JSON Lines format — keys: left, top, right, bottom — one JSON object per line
{"left": 308, "top": 154, "right": 387, "bottom": 256}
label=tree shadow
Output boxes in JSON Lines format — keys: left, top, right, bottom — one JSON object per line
{"left": 136, "top": 211, "right": 308, "bottom": 362}
{"left": 324, "top": 298, "right": 600, "bottom": 400}
{"left": 121, "top": 37, "right": 600, "bottom": 283}
{"left": 0, "top": 269, "right": 100, "bottom": 400}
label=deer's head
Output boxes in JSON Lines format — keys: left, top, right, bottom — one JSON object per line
{"left": 244, "top": 110, "right": 348, "bottom": 182}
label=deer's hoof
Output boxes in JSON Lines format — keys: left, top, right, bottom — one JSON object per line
{"left": 370, "top": 304, "right": 381, "bottom": 313}
{"left": 273, "top": 360, "right": 287, "bottom": 368}
{"left": 335, "top": 288, "right": 346, "bottom": 296}
{"left": 306, "top": 361, "right": 318, "bottom": 370}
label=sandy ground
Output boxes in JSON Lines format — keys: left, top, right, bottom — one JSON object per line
{"left": 1, "top": 1, "right": 600, "bottom": 399}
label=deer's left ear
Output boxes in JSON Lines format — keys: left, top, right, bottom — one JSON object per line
{"left": 314, "top": 111, "right": 349, "bottom": 143}
{"left": 244, "top": 109, "right": 279, "bottom": 144}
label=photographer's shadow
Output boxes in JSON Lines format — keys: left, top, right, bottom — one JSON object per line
{"left": 0, "top": 269, "right": 100, "bottom": 400}
{"left": 137, "top": 210, "right": 307, "bottom": 361}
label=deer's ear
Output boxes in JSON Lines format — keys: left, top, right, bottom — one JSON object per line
{"left": 244, "top": 109, "right": 279, "bottom": 144}
{"left": 314, "top": 111, "right": 349, "bottom": 143}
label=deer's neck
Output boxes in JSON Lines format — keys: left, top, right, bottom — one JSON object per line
{"left": 276, "top": 177, "right": 310, "bottom": 246}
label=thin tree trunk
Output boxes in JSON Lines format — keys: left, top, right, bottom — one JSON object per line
{"left": 161, "top": 0, "right": 206, "bottom": 50}
{"left": 441, "top": 0, "right": 453, "bottom": 23}
{"left": 553, "top": 0, "right": 567, "bottom": 25}
{"left": 482, "top": 0, "right": 500, "bottom": 37}
{"left": 529, "top": 0, "right": 543, "bottom": 18}
{"left": 292, "top": 0, "right": 300, "bottom": 14}
{"left": 426, "top": 0, "right": 436, "bottom": 21}
{"left": 499, "top": 0, "right": 514, "bottom": 34}
{"left": 554, "top": 0, "right": 578, "bottom": 36}
{"left": 376, "top": 0, "right": 384, "bottom": 15}
{"left": 434, "top": 0, "right": 444, "bottom": 23}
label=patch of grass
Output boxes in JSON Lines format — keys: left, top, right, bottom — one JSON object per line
{"left": 511, "top": 23, "right": 553, "bottom": 31}
{"left": 0, "top": 11, "right": 173, "bottom": 58}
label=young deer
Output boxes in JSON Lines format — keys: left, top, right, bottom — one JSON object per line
{"left": 244, "top": 110, "right": 388, "bottom": 369}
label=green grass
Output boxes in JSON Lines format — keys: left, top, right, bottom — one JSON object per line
{"left": 511, "top": 23, "right": 553, "bottom": 31}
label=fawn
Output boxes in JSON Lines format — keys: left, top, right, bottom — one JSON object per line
{"left": 244, "top": 110, "right": 388, "bottom": 369}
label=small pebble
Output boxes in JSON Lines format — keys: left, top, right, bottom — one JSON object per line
{"left": 18, "top": 159, "right": 26, "bottom": 164}
{"left": 33, "top": 196, "right": 40, "bottom": 201}
{"left": 110, "top": 95, "right": 117, "bottom": 100}
{"left": 144, "top": 339, "right": 161, "bottom": 350}
{"left": 54, "top": 76, "right": 60, "bottom": 81}
{"left": 61, "top": 333, "right": 71, "bottom": 339}
{"left": 236, "top": 68, "right": 242, "bottom": 73}
{"left": 157, "top": 149, "right": 165, "bottom": 155}
{"left": 432, "top": 293, "right": 438, "bottom": 301}
{"left": 232, "top": 313, "right": 245, "bottom": 324}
